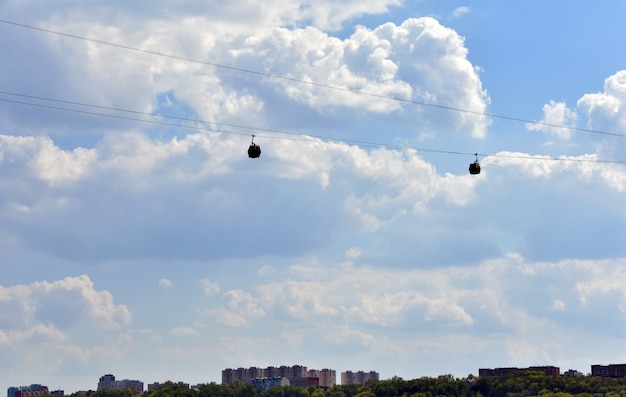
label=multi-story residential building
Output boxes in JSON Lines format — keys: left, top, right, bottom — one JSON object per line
{"left": 223, "top": 365, "right": 307, "bottom": 384}
{"left": 591, "top": 364, "right": 626, "bottom": 378}
{"left": 307, "top": 369, "right": 336, "bottom": 388}
{"left": 97, "top": 374, "right": 143, "bottom": 392}
{"left": 479, "top": 366, "right": 560, "bottom": 377}
{"left": 265, "top": 365, "right": 308, "bottom": 380}
{"left": 222, "top": 367, "right": 267, "bottom": 384}
{"left": 248, "top": 377, "right": 290, "bottom": 391}
{"left": 291, "top": 377, "right": 319, "bottom": 388}
{"left": 479, "top": 368, "right": 517, "bottom": 377}
{"left": 223, "top": 365, "right": 334, "bottom": 387}
{"left": 147, "top": 382, "right": 189, "bottom": 391}
{"left": 563, "top": 369, "right": 584, "bottom": 377}
{"left": 8, "top": 385, "right": 50, "bottom": 397}
{"left": 341, "top": 371, "right": 379, "bottom": 385}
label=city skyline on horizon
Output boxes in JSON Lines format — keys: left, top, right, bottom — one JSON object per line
{"left": 2, "top": 0, "right": 626, "bottom": 394}
{"left": 13, "top": 362, "right": 626, "bottom": 395}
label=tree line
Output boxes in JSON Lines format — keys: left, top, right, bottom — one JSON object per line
{"left": 65, "top": 372, "right": 626, "bottom": 397}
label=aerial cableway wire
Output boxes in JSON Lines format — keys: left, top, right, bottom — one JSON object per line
{"left": 1, "top": 18, "right": 626, "bottom": 140}
{"left": 0, "top": 94, "right": 472, "bottom": 156}
{"left": 1, "top": 91, "right": 625, "bottom": 165}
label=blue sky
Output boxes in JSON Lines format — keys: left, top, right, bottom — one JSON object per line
{"left": 1, "top": 0, "right": 626, "bottom": 393}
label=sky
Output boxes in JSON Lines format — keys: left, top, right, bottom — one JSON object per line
{"left": 1, "top": 0, "right": 626, "bottom": 393}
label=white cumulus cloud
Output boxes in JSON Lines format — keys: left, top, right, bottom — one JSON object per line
{"left": 526, "top": 100, "right": 578, "bottom": 139}
{"left": 171, "top": 327, "right": 201, "bottom": 336}
{"left": 0, "top": 275, "right": 130, "bottom": 332}
{"left": 159, "top": 279, "right": 173, "bottom": 288}
{"left": 199, "top": 279, "right": 220, "bottom": 296}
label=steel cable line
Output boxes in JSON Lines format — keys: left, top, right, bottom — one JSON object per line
{"left": 0, "top": 94, "right": 471, "bottom": 155}
{"left": 1, "top": 18, "right": 625, "bottom": 140}
{"left": 1, "top": 92, "right": 625, "bottom": 165}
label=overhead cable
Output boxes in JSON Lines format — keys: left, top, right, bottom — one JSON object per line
{"left": 1, "top": 19, "right": 625, "bottom": 140}
{"left": 1, "top": 92, "right": 624, "bottom": 165}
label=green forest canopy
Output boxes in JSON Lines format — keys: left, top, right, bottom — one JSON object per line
{"left": 66, "top": 372, "right": 626, "bottom": 397}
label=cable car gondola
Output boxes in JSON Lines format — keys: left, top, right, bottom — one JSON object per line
{"left": 469, "top": 153, "right": 480, "bottom": 175}
{"left": 248, "top": 134, "right": 261, "bottom": 158}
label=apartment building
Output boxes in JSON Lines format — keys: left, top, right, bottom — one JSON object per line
{"left": 591, "top": 364, "right": 626, "bottom": 378}
{"left": 249, "top": 377, "right": 290, "bottom": 391}
{"left": 340, "top": 371, "right": 379, "bottom": 385}
{"left": 147, "top": 382, "right": 189, "bottom": 391}
{"left": 7, "top": 385, "right": 50, "bottom": 397}
{"left": 222, "top": 365, "right": 336, "bottom": 388}
{"left": 222, "top": 367, "right": 267, "bottom": 384}
{"left": 308, "top": 369, "right": 337, "bottom": 388}
{"left": 479, "top": 366, "right": 560, "bottom": 377}
{"left": 97, "top": 374, "right": 143, "bottom": 392}
{"left": 223, "top": 365, "right": 305, "bottom": 384}
{"left": 266, "top": 365, "right": 308, "bottom": 380}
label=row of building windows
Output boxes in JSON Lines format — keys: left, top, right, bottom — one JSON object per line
{"left": 7, "top": 386, "right": 63, "bottom": 397}
{"left": 479, "top": 366, "right": 561, "bottom": 377}
{"left": 97, "top": 374, "right": 144, "bottom": 392}
{"left": 221, "top": 366, "right": 379, "bottom": 388}
{"left": 591, "top": 364, "right": 626, "bottom": 378}
{"left": 480, "top": 364, "right": 626, "bottom": 378}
